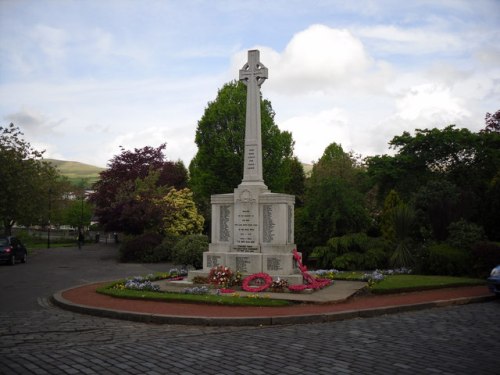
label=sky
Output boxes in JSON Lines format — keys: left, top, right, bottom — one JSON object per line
{"left": 1, "top": 0, "right": 499, "bottom": 168}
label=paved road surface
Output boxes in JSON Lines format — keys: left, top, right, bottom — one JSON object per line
{"left": 1, "top": 245, "right": 499, "bottom": 374}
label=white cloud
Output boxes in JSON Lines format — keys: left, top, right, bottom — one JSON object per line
{"left": 396, "top": 83, "right": 470, "bottom": 122}
{"left": 31, "top": 24, "right": 69, "bottom": 62}
{"left": 356, "top": 25, "right": 462, "bottom": 55}
{"left": 280, "top": 108, "right": 351, "bottom": 164}
{"left": 1, "top": 2, "right": 499, "bottom": 169}
{"left": 232, "top": 25, "right": 374, "bottom": 94}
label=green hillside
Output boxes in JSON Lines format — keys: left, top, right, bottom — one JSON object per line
{"left": 302, "top": 163, "right": 313, "bottom": 177}
{"left": 45, "top": 158, "right": 104, "bottom": 186}
{"left": 44, "top": 158, "right": 312, "bottom": 187}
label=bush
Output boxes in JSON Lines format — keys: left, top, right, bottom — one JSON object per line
{"left": 149, "top": 233, "right": 180, "bottom": 262}
{"left": 327, "top": 233, "right": 370, "bottom": 258}
{"left": 332, "top": 252, "right": 364, "bottom": 271}
{"left": 314, "top": 233, "right": 390, "bottom": 270}
{"left": 447, "top": 219, "right": 485, "bottom": 250}
{"left": 424, "top": 243, "right": 471, "bottom": 276}
{"left": 171, "top": 234, "right": 208, "bottom": 269}
{"left": 363, "top": 248, "right": 389, "bottom": 270}
{"left": 472, "top": 241, "right": 500, "bottom": 277}
{"left": 119, "top": 233, "right": 163, "bottom": 262}
{"left": 310, "top": 246, "right": 332, "bottom": 269}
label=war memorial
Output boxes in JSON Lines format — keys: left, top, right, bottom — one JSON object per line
{"left": 189, "top": 50, "right": 302, "bottom": 284}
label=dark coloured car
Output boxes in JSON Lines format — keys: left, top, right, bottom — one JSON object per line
{"left": 0, "top": 236, "right": 27, "bottom": 265}
{"left": 487, "top": 265, "right": 500, "bottom": 297}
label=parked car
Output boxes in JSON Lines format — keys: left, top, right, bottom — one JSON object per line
{"left": 0, "top": 236, "right": 27, "bottom": 265}
{"left": 487, "top": 265, "right": 500, "bottom": 297}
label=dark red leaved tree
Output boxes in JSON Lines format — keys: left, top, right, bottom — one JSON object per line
{"left": 89, "top": 144, "right": 187, "bottom": 234}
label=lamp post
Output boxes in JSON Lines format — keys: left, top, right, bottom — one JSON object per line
{"left": 80, "top": 191, "right": 84, "bottom": 233}
{"left": 47, "top": 188, "right": 52, "bottom": 249}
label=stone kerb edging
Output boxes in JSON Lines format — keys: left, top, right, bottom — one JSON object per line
{"left": 51, "top": 285, "right": 496, "bottom": 327}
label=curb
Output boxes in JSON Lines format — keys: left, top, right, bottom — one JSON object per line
{"left": 51, "top": 288, "right": 496, "bottom": 326}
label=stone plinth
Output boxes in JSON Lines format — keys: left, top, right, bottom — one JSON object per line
{"left": 188, "top": 185, "right": 302, "bottom": 284}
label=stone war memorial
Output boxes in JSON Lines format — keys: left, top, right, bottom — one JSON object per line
{"left": 189, "top": 50, "right": 303, "bottom": 285}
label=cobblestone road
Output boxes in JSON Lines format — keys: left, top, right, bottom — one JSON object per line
{"left": 1, "top": 246, "right": 499, "bottom": 374}
{"left": 1, "top": 300, "right": 499, "bottom": 374}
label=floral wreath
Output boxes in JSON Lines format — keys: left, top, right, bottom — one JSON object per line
{"left": 242, "top": 273, "right": 273, "bottom": 292}
{"left": 289, "top": 249, "right": 331, "bottom": 292}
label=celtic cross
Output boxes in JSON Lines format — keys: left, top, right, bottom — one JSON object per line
{"left": 239, "top": 50, "right": 268, "bottom": 187}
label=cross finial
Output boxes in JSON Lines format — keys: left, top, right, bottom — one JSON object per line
{"left": 239, "top": 50, "right": 268, "bottom": 87}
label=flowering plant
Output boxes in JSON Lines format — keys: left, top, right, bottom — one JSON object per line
{"left": 232, "top": 270, "right": 243, "bottom": 286}
{"left": 169, "top": 268, "right": 188, "bottom": 277}
{"left": 241, "top": 273, "right": 273, "bottom": 292}
{"left": 123, "top": 277, "right": 160, "bottom": 292}
{"left": 208, "top": 265, "right": 233, "bottom": 287}
{"left": 270, "top": 277, "right": 289, "bottom": 292}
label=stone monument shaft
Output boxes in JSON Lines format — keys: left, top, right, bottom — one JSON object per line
{"left": 239, "top": 50, "right": 268, "bottom": 186}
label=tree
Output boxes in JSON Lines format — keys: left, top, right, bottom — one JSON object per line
{"left": 63, "top": 199, "right": 93, "bottom": 231}
{"left": 296, "top": 143, "right": 369, "bottom": 257}
{"left": 389, "top": 204, "right": 416, "bottom": 268}
{"left": 90, "top": 144, "right": 188, "bottom": 234}
{"left": 483, "top": 109, "right": 500, "bottom": 133}
{"left": 367, "top": 123, "right": 500, "bottom": 241}
{"left": 189, "top": 81, "right": 301, "bottom": 220}
{"left": 156, "top": 188, "right": 204, "bottom": 236}
{"left": 0, "top": 123, "right": 63, "bottom": 235}
{"left": 380, "top": 190, "right": 403, "bottom": 241}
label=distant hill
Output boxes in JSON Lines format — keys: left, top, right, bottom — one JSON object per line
{"left": 44, "top": 158, "right": 312, "bottom": 187}
{"left": 302, "top": 163, "right": 313, "bottom": 177}
{"left": 44, "top": 159, "right": 104, "bottom": 187}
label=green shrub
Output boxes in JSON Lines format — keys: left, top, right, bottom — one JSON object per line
{"left": 149, "top": 233, "right": 180, "bottom": 262}
{"left": 424, "top": 243, "right": 471, "bottom": 276}
{"left": 119, "top": 233, "right": 163, "bottom": 262}
{"left": 332, "top": 252, "right": 364, "bottom": 271}
{"left": 310, "top": 246, "right": 332, "bottom": 269}
{"left": 472, "top": 241, "right": 500, "bottom": 276}
{"left": 327, "top": 233, "right": 370, "bottom": 258}
{"left": 447, "top": 219, "right": 485, "bottom": 250}
{"left": 315, "top": 233, "right": 390, "bottom": 269}
{"left": 363, "top": 248, "right": 388, "bottom": 270}
{"left": 171, "top": 234, "right": 208, "bottom": 269}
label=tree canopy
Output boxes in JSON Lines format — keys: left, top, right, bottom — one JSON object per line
{"left": 366, "top": 123, "right": 500, "bottom": 241}
{"left": 0, "top": 123, "right": 65, "bottom": 235}
{"left": 90, "top": 144, "right": 188, "bottom": 234}
{"left": 189, "top": 81, "right": 304, "bottom": 219}
{"left": 296, "top": 142, "right": 370, "bottom": 257}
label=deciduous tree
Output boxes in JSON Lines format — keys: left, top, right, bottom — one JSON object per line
{"left": 296, "top": 143, "right": 369, "bottom": 257}
{"left": 90, "top": 144, "right": 188, "bottom": 234}
{"left": 189, "top": 81, "right": 303, "bottom": 222}
{"left": 0, "top": 123, "right": 63, "bottom": 235}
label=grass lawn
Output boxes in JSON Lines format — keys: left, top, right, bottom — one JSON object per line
{"left": 371, "top": 274, "right": 485, "bottom": 294}
{"left": 97, "top": 283, "right": 291, "bottom": 307}
{"left": 96, "top": 272, "right": 486, "bottom": 306}
{"left": 333, "top": 271, "right": 366, "bottom": 281}
{"left": 29, "top": 242, "right": 76, "bottom": 249}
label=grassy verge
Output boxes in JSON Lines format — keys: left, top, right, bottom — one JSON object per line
{"left": 333, "top": 272, "right": 366, "bottom": 281}
{"left": 97, "top": 282, "right": 291, "bottom": 307}
{"left": 29, "top": 242, "right": 76, "bottom": 249}
{"left": 370, "top": 275, "right": 485, "bottom": 294}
